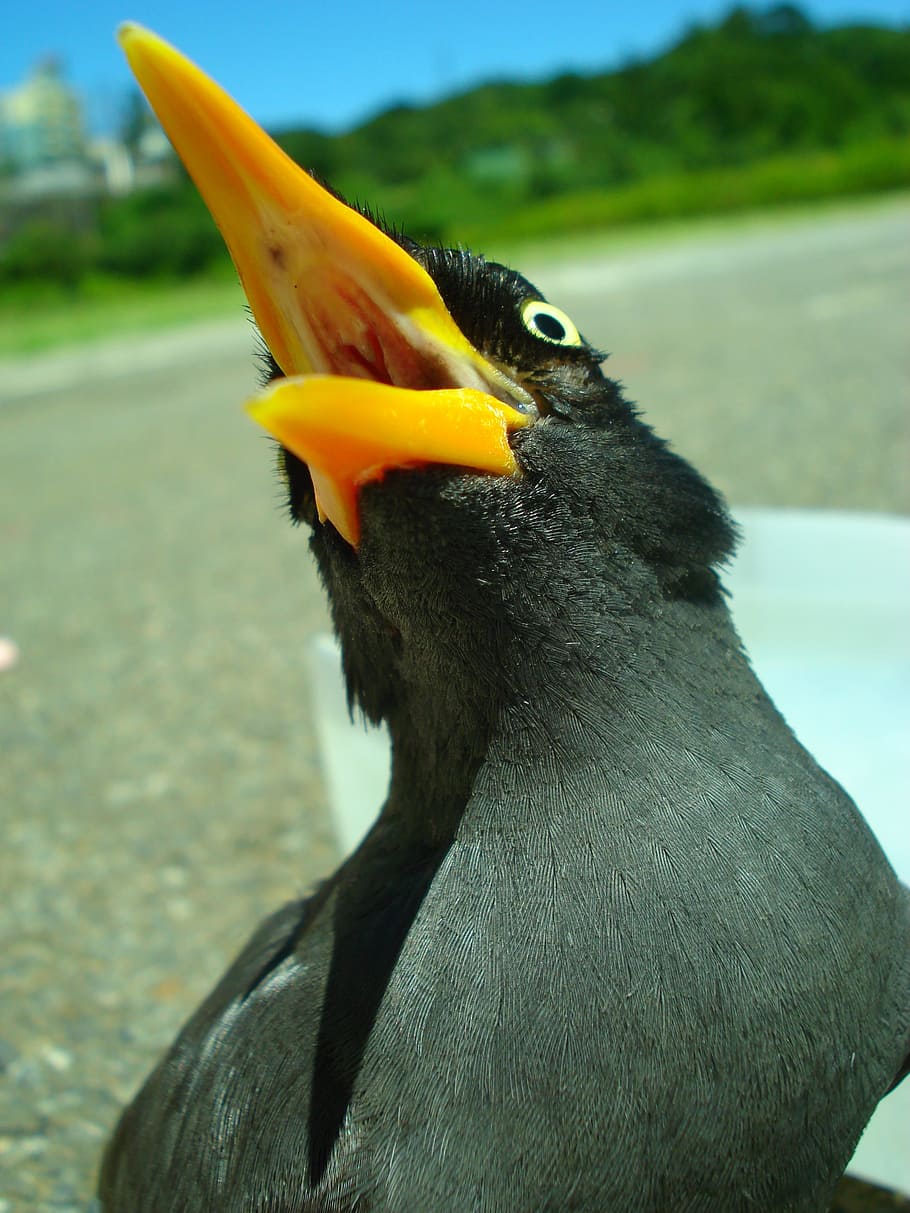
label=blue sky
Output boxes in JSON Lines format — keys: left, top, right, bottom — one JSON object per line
{"left": 2, "top": 0, "right": 908, "bottom": 136}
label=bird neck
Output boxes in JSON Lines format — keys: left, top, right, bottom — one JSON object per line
{"left": 380, "top": 559, "right": 748, "bottom": 848}
{"left": 383, "top": 667, "right": 500, "bottom": 846}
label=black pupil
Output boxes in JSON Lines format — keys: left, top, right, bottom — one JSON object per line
{"left": 533, "top": 311, "right": 567, "bottom": 342}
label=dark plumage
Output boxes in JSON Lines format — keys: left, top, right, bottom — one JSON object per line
{"left": 100, "top": 236, "right": 910, "bottom": 1212}
{"left": 102, "top": 25, "right": 910, "bottom": 1210}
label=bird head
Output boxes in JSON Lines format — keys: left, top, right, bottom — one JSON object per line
{"left": 119, "top": 26, "right": 735, "bottom": 733}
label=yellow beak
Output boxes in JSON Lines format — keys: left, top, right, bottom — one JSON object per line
{"left": 117, "top": 24, "right": 532, "bottom": 545}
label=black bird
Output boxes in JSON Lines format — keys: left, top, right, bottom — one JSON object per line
{"left": 101, "top": 27, "right": 910, "bottom": 1213}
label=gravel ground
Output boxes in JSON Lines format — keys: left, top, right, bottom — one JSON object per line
{"left": 1, "top": 197, "right": 908, "bottom": 1211}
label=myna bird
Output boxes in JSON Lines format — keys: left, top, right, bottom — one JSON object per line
{"left": 100, "top": 26, "right": 910, "bottom": 1213}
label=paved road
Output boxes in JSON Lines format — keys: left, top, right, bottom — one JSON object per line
{"left": 1, "top": 198, "right": 907, "bottom": 1210}
{"left": 526, "top": 197, "right": 909, "bottom": 513}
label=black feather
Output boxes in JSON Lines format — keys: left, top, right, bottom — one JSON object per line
{"left": 99, "top": 226, "right": 910, "bottom": 1213}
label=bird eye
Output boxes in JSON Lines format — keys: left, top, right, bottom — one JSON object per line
{"left": 520, "top": 300, "right": 584, "bottom": 348}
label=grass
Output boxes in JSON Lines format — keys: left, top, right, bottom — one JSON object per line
{"left": 461, "top": 138, "right": 910, "bottom": 248}
{"left": 0, "top": 270, "right": 242, "bottom": 359}
{"left": 483, "top": 184, "right": 910, "bottom": 270}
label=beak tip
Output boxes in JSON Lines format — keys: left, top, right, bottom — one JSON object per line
{"left": 116, "top": 21, "right": 143, "bottom": 48}
{"left": 244, "top": 394, "right": 279, "bottom": 440}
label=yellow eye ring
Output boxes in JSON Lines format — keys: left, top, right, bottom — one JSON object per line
{"left": 520, "top": 300, "right": 583, "bottom": 347}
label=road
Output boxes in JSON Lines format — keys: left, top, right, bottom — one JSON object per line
{"left": 528, "top": 197, "right": 909, "bottom": 513}
{"left": 1, "top": 197, "right": 908, "bottom": 1210}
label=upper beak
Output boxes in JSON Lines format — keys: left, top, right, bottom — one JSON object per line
{"left": 117, "top": 24, "right": 532, "bottom": 545}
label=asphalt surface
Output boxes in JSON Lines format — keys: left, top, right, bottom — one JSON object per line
{"left": 1, "top": 197, "right": 908, "bottom": 1211}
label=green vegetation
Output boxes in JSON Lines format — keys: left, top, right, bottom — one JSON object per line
{"left": 0, "top": 186, "right": 229, "bottom": 291}
{"left": 0, "top": 273, "right": 241, "bottom": 357}
{"left": 461, "top": 137, "right": 910, "bottom": 247}
{"left": 1, "top": 3, "right": 908, "bottom": 344}
{"left": 273, "top": 6, "right": 910, "bottom": 243}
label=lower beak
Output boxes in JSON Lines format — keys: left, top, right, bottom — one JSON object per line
{"left": 117, "top": 25, "right": 532, "bottom": 545}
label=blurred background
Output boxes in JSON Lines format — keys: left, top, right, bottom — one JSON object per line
{"left": 1, "top": 1, "right": 908, "bottom": 1209}
{"left": 1, "top": 0, "right": 909, "bottom": 334}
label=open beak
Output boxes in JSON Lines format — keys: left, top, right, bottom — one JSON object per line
{"left": 117, "top": 24, "right": 532, "bottom": 545}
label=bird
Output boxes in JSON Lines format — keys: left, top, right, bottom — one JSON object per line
{"left": 99, "top": 26, "right": 910, "bottom": 1213}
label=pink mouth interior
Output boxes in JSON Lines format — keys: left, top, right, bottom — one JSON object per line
{"left": 307, "top": 277, "right": 457, "bottom": 393}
